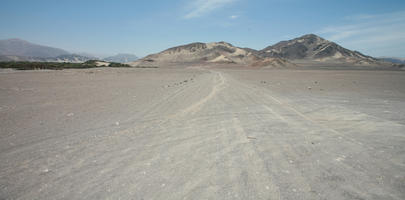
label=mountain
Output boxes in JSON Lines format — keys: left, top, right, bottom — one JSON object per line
{"left": 0, "top": 38, "right": 69, "bottom": 58}
{"left": 259, "top": 34, "right": 379, "bottom": 65}
{"left": 379, "top": 57, "right": 405, "bottom": 64}
{"left": 103, "top": 53, "right": 138, "bottom": 63}
{"left": 130, "top": 34, "right": 396, "bottom": 68}
{"left": 1, "top": 35, "right": 400, "bottom": 69}
{"left": 130, "top": 41, "right": 294, "bottom": 68}
{"left": 0, "top": 38, "right": 98, "bottom": 63}
{"left": 0, "top": 54, "right": 95, "bottom": 63}
{"left": 48, "top": 54, "right": 96, "bottom": 63}
{"left": 136, "top": 42, "right": 259, "bottom": 64}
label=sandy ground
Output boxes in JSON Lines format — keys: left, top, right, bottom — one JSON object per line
{"left": 0, "top": 67, "right": 405, "bottom": 199}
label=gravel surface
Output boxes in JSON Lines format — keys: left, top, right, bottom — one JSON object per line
{"left": 1, "top": 67, "right": 404, "bottom": 199}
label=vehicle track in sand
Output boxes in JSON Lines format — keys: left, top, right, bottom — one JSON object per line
{"left": 1, "top": 68, "right": 404, "bottom": 200}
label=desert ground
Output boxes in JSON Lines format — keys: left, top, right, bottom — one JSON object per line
{"left": 1, "top": 67, "right": 405, "bottom": 199}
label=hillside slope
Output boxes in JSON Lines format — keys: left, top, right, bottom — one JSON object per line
{"left": 0, "top": 38, "right": 69, "bottom": 58}
{"left": 131, "top": 42, "right": 294, "bottom": 68}
{"left": 131, "top": 34, "right": 399, "bottom": 68}
{"left": 259, "top": 34, "right": 379, "bottom": 65}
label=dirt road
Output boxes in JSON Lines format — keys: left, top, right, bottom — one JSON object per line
{"left": 1, "top": 68, "right": 404, "bottom": 199}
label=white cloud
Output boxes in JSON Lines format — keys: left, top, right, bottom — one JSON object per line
{"left": 318, "top": 11, "right": 405, "bottom": 57}
{"left": 184, "top": 0, "right": 237, "bottom": 19}
{"left": 230, "top": 15, "right": 238, "bottom": 19}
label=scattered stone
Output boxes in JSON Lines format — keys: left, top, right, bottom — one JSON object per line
{"left": 41, "top": 168, "right": 50, "bottom": 174}
{"left": 66, "top": 113, "right": 74, "bottom": 117}
{"left": 115, "top": 121, "right": 120, "bottom": 126}
{"left": 335, "top": 156, "right": 346, "bottom": 162}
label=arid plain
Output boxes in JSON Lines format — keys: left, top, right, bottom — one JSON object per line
{"left": 1, "top": 67, "right": 404, "bottom": 199}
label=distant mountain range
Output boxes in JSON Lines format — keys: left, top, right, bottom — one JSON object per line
{"left": 0, "top": 54, "right": 97, "bottom": 63}
{"left": 0, "top": 38, "right": 69, "bottom": 58}
{"left": 104, "top": 53, "right": 138, "bottom": 63}
{"left": 131, "top": 34, "right": 402, "bottom": 69}
{"left": 0, "top": 39, "right": 137, "bottom": 63}
{"left": 1, "top": 35, "right": 403, "bottom": 69}
{"left": 379, "top": 57, "right": 405, "bottom": 64}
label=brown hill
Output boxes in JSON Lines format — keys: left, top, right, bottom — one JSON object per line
{"left": 130, "top": 34, "right": 399, "bottom": 69}
{"left": 130, "top": 42, "right": 267, "bottom": 67}
{"left": 259, "top": 34, "right": 380, "bottom": 65}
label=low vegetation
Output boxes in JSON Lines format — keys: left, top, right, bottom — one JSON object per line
{"left": 0, "top": 60, "right": 131, "bottom": 70}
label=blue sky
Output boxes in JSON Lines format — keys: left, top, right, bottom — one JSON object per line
{"left": 1, "top": 0, "right": 404, "bottom": 57}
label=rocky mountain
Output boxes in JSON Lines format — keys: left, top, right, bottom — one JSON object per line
{"left": 138, "top": 42, "right": 259, "bottom": 64}
{"left": 130, "top": 34, "right": 397, "bottom": 68}
{"left": 0, "top": 38, "right": 69, "bottom": 58}
{"left": 131, "top": 41, "right": 294, "bottom": 68}
{"left": 103, "top": 53, "right": 138, "bottom": 63}
{"left": 259, "top": 34, "right": 379, "bottom": 65}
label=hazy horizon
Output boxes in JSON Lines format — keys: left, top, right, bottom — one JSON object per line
{"left": 1, "top": 0, "right": 404, "bottom": 58}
